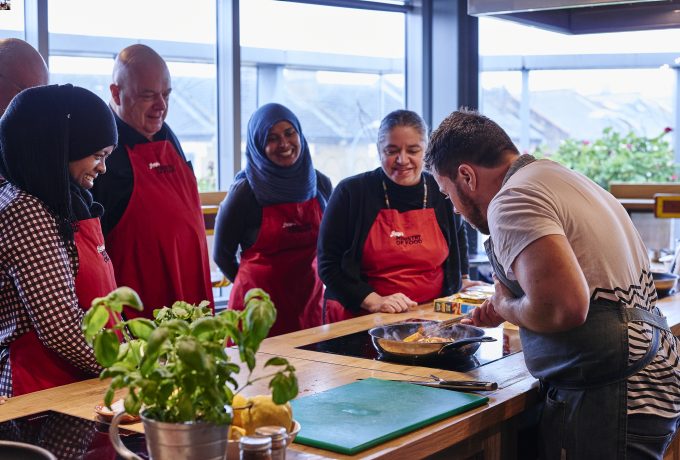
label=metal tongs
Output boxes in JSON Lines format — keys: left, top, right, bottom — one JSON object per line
{"left": 418, "top": 313, "right": 473, "bottom": 337}
{"left": 374, "top": 374, "right": 498, "bottom": 392}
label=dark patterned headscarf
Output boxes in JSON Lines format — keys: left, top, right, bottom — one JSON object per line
{"left": 242, "top": 103, "right": 317, "bottom": 206}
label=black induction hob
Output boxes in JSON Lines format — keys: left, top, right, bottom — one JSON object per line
{"left": 0, "top": 410, "right": 148, "bottom": 459}
{"left": 297, "top": 319, "right": 522, "bottom": 372}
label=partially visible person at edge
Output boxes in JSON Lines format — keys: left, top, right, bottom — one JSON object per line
{"left": 92, "top": 44, "right": 213, "bottom": 319}
{"left": 0, "top": 38, "right": 48, "bottom": 116}
{"left": 213, "top": 103, "right": 332, "bottom": 336}
{"left": 317, "top": 109, "right": 479, "bottom": 323}
{"left": 0, "top": 84, "right": 118, "bottom": 396}
{"left": 0, "top": 38, "right": 49, "bottom": 186}
{"left": 425, "top": 108, "right": 680, "bottom": 459}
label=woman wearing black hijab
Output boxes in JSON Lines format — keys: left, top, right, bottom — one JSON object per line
{"left": 0, "top": 84, "right": 118, "bottom": 396}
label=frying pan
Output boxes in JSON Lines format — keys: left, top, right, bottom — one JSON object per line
{"left": 368, "top": 321, "right": 496, "bottom": 359}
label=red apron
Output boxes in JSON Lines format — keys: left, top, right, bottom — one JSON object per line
{"left": 10, "top": 218, "right": 117, "bottom": 396}
{"left": 228, "top": 199, "right": 324, "bottom": 336}
{"left": 105, "top": 140, "right": 213, "bottom": 318}
{"left": 326, "top": 208, "right": 448, "bottom": 323}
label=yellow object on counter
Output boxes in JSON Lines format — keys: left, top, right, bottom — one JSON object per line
{"left": 231, "top": 394, "right": 293, "bottom": 437}
{"left": 433, "top": 288, "right": 492, "bottom": 314}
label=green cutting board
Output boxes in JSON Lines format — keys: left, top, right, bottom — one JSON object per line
{"left": 291, "top": 378, "right": 489, "bottom": 455}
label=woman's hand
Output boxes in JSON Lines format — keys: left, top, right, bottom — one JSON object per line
{"left": 361, "top": 292, "right": 417, "bottom": 313}
{"left": 0, "top": 395, "right": 8, "bottom": 405}
{"left": 461, "top": 278, "right": 487, "bottom": 291}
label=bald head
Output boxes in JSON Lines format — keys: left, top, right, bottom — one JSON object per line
{"left": 0, "top": 38, "right": 48, "bottom": 116}
{"left": 110, "top": 44, "right": 172, "bottom": 140}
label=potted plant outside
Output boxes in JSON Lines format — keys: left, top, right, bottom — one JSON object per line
{"left": 534, "top": 126, "right": 677, "bottom": 190}
{"left": 82, "top": 286, "right": 298, "bottom": 460}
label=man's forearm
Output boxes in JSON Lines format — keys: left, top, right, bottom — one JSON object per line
{"left": 496, "top": 295, "right": 586, "bottom": 333}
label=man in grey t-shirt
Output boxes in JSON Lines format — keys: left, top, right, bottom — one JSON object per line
{"left": 425, "top": 108, "right": 680, "bottom": 460}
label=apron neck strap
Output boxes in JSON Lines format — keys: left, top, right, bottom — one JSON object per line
{"left": 381, "top": 178, "right": 427, "bottom": 210}
{"left": 502, "top": 154, "right": 537, "bottom": 187}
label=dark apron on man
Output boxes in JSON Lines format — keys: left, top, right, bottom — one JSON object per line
{"left": 484, "top": 155, "right": 670, "bottom": 459}
{"left": 228, "top": 198, "right": 324, "bottom": 336}
{"left": 9, "top": 218, "right": 116, "bottom": 396}
{"left": 104, "top": 140, "right": 213, "bottom": 317}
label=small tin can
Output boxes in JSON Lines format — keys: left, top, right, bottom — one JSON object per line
{"left": 255, "top": 426, "right": 288, "bottom": 460}
{"left": 239, "top": 435, "right": 272, "bottom": 460}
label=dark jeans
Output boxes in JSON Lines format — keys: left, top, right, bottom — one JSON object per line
{"left": 627, "top": 413, "right": 680, "bottom": 460}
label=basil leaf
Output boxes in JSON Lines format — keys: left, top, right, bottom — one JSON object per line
{"left": 94, "top": 329, "right": 120, "bottom": 368}
{"left": 190, "top": 317, "right": 223, "bottom": 340}
{"left": 177, "top": 337, "right": 208, "bottom": 371}
{"left": 127, "top": 318, "right": 156, "bottom": 341}
{"left": 82, "top": 305, "right": 109, "bottom": 344}
{"left": 110, "top": 286, "right": 143, "bottom": 311}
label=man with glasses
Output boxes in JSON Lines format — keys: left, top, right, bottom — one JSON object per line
{"left": 92, "top": 44, "right": 213, "bottom": 318}
{"left": 0, "top": 38, "right": 48, "bottom": 116}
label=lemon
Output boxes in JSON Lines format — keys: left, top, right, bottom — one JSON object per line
{"left": 228, "top": 425, "right": 246, "bottom": 441}
{"left": 240, "top": 395, "right": 293, "bottom": 435}
{"left": 232, "top": 394, "right": 249, "bottom": 428}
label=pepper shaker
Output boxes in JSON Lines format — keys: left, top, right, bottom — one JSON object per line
{"left": 239, "top": 435, "right": 272, "bottom": 460}
{"left": 255, "top": 426, "right": 288, "bottom": 460}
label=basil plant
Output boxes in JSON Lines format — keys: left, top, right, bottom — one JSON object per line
{"left": 82, "top": 287, "right": 298, "bottom": 425}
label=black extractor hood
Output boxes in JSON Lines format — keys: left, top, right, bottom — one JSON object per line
{"left": 467, "top": 0, "right": 680, "bottom": 34}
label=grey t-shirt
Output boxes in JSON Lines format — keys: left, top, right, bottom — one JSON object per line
{"left": 488, "top": 158, "right": 680, "bottom": 418}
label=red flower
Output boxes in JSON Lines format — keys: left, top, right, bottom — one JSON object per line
{"left": 582, "top": 140, "right": 590, "bottom": 145}
{"left": 664, "top": 126, "right": 673, "bottom": 133}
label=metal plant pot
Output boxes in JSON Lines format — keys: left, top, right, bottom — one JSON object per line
{"left": 110, "top": 410, "right": 229, "bottom": 460}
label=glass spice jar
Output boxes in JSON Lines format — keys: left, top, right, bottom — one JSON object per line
{"left": 239, "top": 435, "right": 272, "bottom": 460}
{"left": 255, "top": 426, "right": 288, "bottom": 460}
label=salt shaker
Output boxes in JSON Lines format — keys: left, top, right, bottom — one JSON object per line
{"left": 255, "top": 426, "right": 288, "bottom": 460}
{"left": 239, "top": 435, "right": 272, "bottom": 460}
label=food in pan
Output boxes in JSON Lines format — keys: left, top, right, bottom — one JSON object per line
{"left": 402, "top": 331, "right": 451, "bottom": 343}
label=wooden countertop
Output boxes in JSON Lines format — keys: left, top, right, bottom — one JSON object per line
{"left": 3, "top": 295, "right": 680, "bottom": 459}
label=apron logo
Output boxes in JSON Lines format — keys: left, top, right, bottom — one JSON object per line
{"left": 148, "top": 162, "right": 175, "bottom": 174}
{"left": 97, "top": 244, "right": 111, "bottom": 263}
{"left": 282, "top": 222, "right": 312, "bottom": 233}
{"left": 390, "top": 230, "right": 422, "bottom": 245}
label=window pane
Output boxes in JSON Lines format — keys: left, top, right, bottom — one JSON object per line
{"left": 0, "top": 0, "right": 24, "bottom": 35}
{"left": 479, "top": 17, "right": 679, "bottom": 252}
{"left": 480, "top": 71, "right": 523, "bottom": 146}
{"left": 242, "top": 0, "right": 403, "bottom": 57}
{"left": 47, "top": 0, "right": 217, "bottom": 191}
{"left": 531, "top": 68, "right": 672, "bottom": 147}
{"left": 48, "top": 0, "right": 215, "bottom": 43}
{"left": 480, "top": 16, "right": 678, "bottom": 149}
{"left": 240, "top": 0, "right": 405, "bottom": 185}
